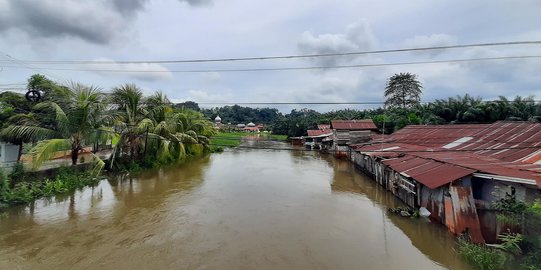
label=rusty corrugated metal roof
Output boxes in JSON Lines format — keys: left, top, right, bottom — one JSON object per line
{"left": 386, "top": 121, "right": 541, "bottom": 163}
{"left": 409, "top": 152, "right": 541, "bottom": 188}
{"left": 331, "top": 119, "right": 377, "bottom": 130}
{"left": 414, "top": 165, "right": 475, "bottom": 189}
{"left": 354, "top": 142, "right": 435, "bottom": 152}
{"left": 381, "top": 155, "right": 475, "bottom": 189}
{"left": 307, "top": 129, "right": 333, "bottom": 137}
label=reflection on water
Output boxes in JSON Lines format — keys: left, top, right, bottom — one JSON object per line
{"left": 0, "top": 142, "right": 470, "bottom": 270}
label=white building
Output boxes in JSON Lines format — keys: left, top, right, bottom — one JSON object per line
{"left": 214, "top": 115, "right": 222, "bottom": 128}
{"left": 0, "top": 142, "right": 19, "bottom": 171}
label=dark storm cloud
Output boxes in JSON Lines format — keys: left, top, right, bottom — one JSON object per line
{"left": 112, "top": 0, "right": 149, "bottom": 15}
{"left": 0, "top": 0, "right": 212, "bottom": 44}
{"left": 0, "top": 0, "right": 131, "bottom": 44}
{"left": 180, "top": 0, "right": 213, "bottom": 6}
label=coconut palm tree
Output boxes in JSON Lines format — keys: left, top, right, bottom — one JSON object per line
{"left": 109, "top": 83, "right": 148, "bottom": 160}
{"left": 108, "top": 84, "right": 216, "bottom": 168}
{"left": 0, "top": 83, "right": 110, "bottom": 174}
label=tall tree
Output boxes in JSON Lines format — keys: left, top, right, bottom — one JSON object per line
{"left": 384, "top": 73, "right": 422, "bottom": 109}
{"left": 27, "top": 74, "right": 69, "bottom": 102}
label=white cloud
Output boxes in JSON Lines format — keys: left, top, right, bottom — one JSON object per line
{"left": 87, "top": 58, "right": 173, "bottom": 81}
{"left": 297, "top": 20, "right": 377, "bottom": 66}
{"left": 200, "top": 72, "right": 222, "bottom": 83}
{"left": 172, "top": 89, "right": 233, "bottom": 104}
{"left": 402, "top": 34, "right": 458, "bottom": 57}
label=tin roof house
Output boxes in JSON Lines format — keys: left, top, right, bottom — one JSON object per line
{"left": 331, "top": 119, "right": 378, "bottom": 145}
{"left": 329, "top": 119, "right": 378, "bottom": 157}
{"left": 349, "top": 121, "right": 541, "bottom": 243}
{"left": 305, "top": 129, "right": 334, "bottom": 150}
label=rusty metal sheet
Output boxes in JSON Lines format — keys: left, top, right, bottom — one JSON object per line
{"left": 449, "top": 186, "right": 485, "bottom": 243}
{"left": 444, "top": 195, "right": 456, "bottom": 234}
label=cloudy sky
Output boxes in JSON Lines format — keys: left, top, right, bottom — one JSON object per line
{"left": 1, "top": 0, "right": 540, "bottom": 112}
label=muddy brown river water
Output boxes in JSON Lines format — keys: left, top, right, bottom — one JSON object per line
{"left": 0, "top": 141, "right": 471, "bottom": 269}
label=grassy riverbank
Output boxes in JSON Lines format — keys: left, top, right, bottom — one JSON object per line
{"left": 0, "top": 145, "right": 211, "bottom": 209}
{"left": 211, "top": 132, "right": 288, "bottom": 149}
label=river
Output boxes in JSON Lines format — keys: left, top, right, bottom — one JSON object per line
{"left": 0, "top": 141, "right": 471, "bottom": 269}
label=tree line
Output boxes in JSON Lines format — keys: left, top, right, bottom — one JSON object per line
{"left": 268, "top": 94, "right": 541, "bottom": 137}
{"left": 271, "top": 73, "right": 541, "bottom": 137}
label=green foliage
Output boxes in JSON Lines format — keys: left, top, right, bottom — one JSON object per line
{"left": 174, "top": 101, "right": 200, "bottom": 111}
{"left": 493, "top": 192, "right": 528, "bottom": 226}
{"left": 519, "top": 236, "right": 541, "bottom": 270}
{"left": 457, "top": 237, "right": 507, "bottom": 270}
{"left": 109, "top": 85, "right": 214, "bottom": 171}
{"left": 271, "top": 108, "right": 321, "bottom": 137}
{"left": 496, "top": 231, "right": 523, "bottom": 255}
{"left": 269, "top": 94, "right": 540, "bottom": 136}
{"left": 211, "top": 132, "right": 247, "bottom": 147}
{"left": 529, "top": 200, "right": 541, "bottom": 216}
{"left": 1, "top": 82, "right": 108, "bottom": 173}
{"left": 201, "top": 105, "right": 280, "bottom": 126}
{"left": 7, "top": 163, "right": 27, "bottom": 186}
{"left": 0, "top": 91, "right": 33, "bottom": 116}
{"left": 0, "top": 167, "right": 99, "bottom": 206}
{"left": 0, "top": 168, "right": 10, "bottom": 204}
{"left": 384, "top": 72, "right": 423, "bottom": 108}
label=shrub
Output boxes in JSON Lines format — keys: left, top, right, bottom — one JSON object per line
{"left": 7, "top": 163, "right": 26, "bottom": 187}
{"left": 0, "top": 166, "right": 98, "bottom": 206}
{"left": 457, "top": 237, "right": 506, "bottom": 270}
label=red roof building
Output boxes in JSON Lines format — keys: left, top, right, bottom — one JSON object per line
{"left": 307, "top": 129, "right": 334, "bottom": 137}
{"left": 331, "top": 119, "right": 377, "bottom": 130}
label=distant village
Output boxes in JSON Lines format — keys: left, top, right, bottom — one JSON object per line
{"left": 290, "top": 119, "right": 541, "bottom": 244}
{"left": 212, "top": 115, "right": 266, "bottom": 133}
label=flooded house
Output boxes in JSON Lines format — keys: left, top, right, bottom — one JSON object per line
{"left": 330, "top": 119, "right": 378, "bottom": 157}
{"left": 348, "top": 121, "right": 541, "bottom": 243}
{"left": 305, "top": 129, "right": 334, "bottom": 150}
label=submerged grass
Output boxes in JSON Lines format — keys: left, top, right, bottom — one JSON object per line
{"left": 0, "top": 166, "right": 99, "bottom": 207}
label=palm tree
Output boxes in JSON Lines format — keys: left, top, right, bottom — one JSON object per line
{"left": 0, "top": 83, "right": 110, "bottom": 174}
{"left": 108, "top": 84, "right": 216, "bottom": 168}
{"left": 109, "top": 84, "right": 147, "bottom": 160}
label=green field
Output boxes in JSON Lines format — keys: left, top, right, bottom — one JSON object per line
{"left": 211, "top": 132, "right": 247, "bottom": 147}
{"left": 210, "top": 132, "right": 288, "bottom": 148}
